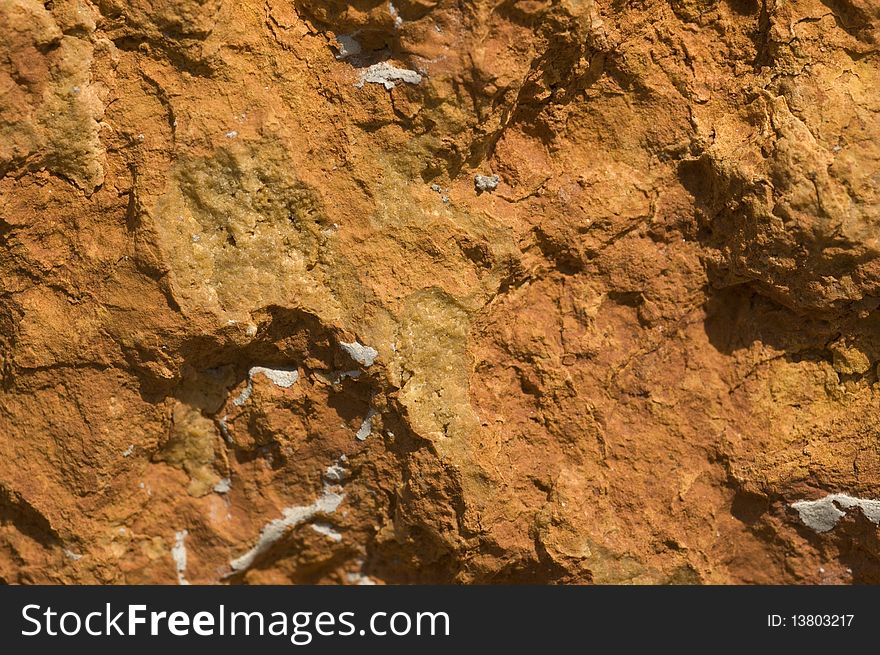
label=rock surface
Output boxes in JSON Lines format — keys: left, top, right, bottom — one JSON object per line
{"left": 1, "top": 0, "right": 879, "bottom": 584}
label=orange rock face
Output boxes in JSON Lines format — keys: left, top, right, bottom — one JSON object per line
{"left": 1, "top": 0, "right": 879, "bottom": 584}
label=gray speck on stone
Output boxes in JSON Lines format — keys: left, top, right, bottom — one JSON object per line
{"left": 356, "top": 62, "right": 422, "bottom": 90}
{"left": 345, "top": 567, "right": 377, "bottom": 585}
{"left": 340, "top": 340, "right": 379, "bottom": 367}
{"left": 233, "top": 366, "right": 299, "bottom": 406}
{"left": 311, "top": 522, "right": 343, "bottom": 542}
{"left": 324, "top": 457, "right": 348, "bottom": 483}
{"left": 172, "top": 530, "right": 189, "bottom": 585}
{"left": 218, "top": 415, "right": 233, "bottom": 443}
{"left": 228, "top": 486, "right": 344, "bottom": 573}
{"left": 791, "top": 493, "right": 880, "bottom": 533}
{"left": 63, "top": 548, "right": 83, "bottom": 561}
{"left": 474, "top": 174, "right": 500, "bottom": 193}
{"left": 249, "top": 365, "right": 299, "bottom": 388}
{"left": 232, "top": 381, "right": 253, "bottom": 406}
{"left": 335, "top": 34, "right": 361, "bottom": 59}
{"left": 355, "top": 408, "right": 376, "bottom": 441}
{"left": 388, "top": 1, "right": 403, "bottom": 28}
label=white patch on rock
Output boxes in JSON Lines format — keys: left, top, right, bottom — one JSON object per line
{"left": 63, "top": 548, "right": 83, "bottom": 561}
{"left": 172, "top": 530, "right": 190, "bottom": 585}
{"left": 122, "top": 444, "right": 134, "bottom": 457}
{"left": 214, "top": 478, "right": 232, "bottom": 494}
{"left": 356, "top": 62, "right": 422, "bottom": 90}
{"left": 474, "top": 174, "right": 500, "bottom": 192}
{"left": 233, "top": 366, "right": 299, "bottom": 406}
{"left": 324, "top": 456, "right": 348, "bottom": 484}
{"left": 225, "top": 130, "right": 238, "bottom": 139}
{"left": 340, "top": 341, "right": 379, "bottom": 367}
{"left": 335, "top": 34, "right": 361, "bottom": 59}
{"left": 388, "top": 1, "right": 403, "bottom": 27}
{"left": 249, "top": 366, "right": 299, "bottom": 388}
{"left": 232, "top": 382, "right": 253, "bottom": 406}
{"left": 791, "top": 493, "right": 880, "bottom": 533}
{"left": 218, "top": 415, "right": 233, "bottom": 443}
{"left": 346, "top": 562, "right": 377, "bottom": 585}
{"left": 355, "top": 408, "right": 376, "bottom": 441}
{"left": 347, "top": 573, "right": 377, "bottom": 585}
{"left": 229, "top": 490, "right": 344, "bottom": 572}
{"left": 311, "top": 522, "right": 343, "bottom": 542}
{"left": 228, "top": 459, "right": 348, "bottom": 573}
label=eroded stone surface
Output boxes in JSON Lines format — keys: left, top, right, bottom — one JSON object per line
{"left": 2, "top": 0, "right": 880, "bottom": 585}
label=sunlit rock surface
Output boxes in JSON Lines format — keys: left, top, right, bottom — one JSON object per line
{"left": 1, "top": 0, "right": 880, "bottom": 584}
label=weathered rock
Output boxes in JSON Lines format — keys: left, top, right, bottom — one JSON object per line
{"left": 1, "top": 0, "right": 879, "bottom": 585}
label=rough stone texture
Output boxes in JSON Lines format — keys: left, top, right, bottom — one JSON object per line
{"left": 1, "top": 0, "right": 879, "bottom": 584}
